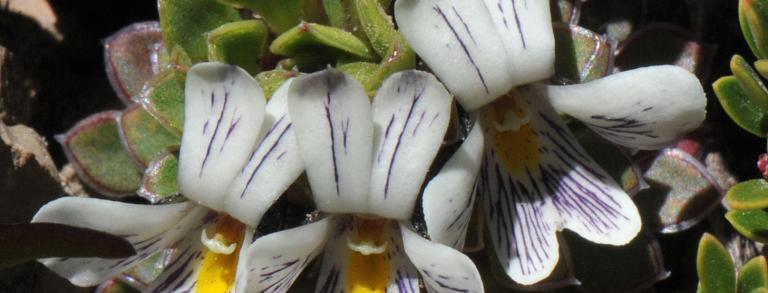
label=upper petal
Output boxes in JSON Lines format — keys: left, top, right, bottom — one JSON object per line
{"left": 223, "top": 79, "right": 304, "bottom": 226}
{"left": 368, "top": 71, "right": 452, "bottom": 220}
{"left": 400, "top": 223, "right": 484, "bottom": 293}
{"left": 423, "top": 120, "right": 484, "bottom": 249}
{"left": 288, "top": 70, "right": 373, "bottom": 215}
{"left": 545, "top": 65, "right": 707, "bottom": 150}
{"left": 31, "top": 197, "right": 210, "bottom": 287}
{"left": 178, "top": 62, "right": 266, "bottom": 211}
{"left": 395, "top": 0, "right": 554, "bottom": 110}
{"left": 238, "top": 218, "right": 332, "bottom": 293}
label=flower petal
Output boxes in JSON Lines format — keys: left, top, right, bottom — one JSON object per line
{"left": 368, "top": 71, "right": 452, "bottom": 220}
{"left": 31, "top": 197, "right": 210, "bottom": 287}
{"left": 400, "top": 224, "right": 484, "bottom": 293}
{"left": 223, "top": 79, "right": 304, "bottom": 226}
{"left": 423, "top": 120, "right": 484, "bottom": 249}
{"left": 144, "top": 226, "right": 209, "bottom": 293}
{"left": 178, "top": 62, "right": 266, "bottom": 211}
{"left": 239, "top": 218, "right": 332, "bottom": 293}
{"left": 288, "top": 70, "right": 373, "bottom": 215}
{"left": 395, "top": 0, "right": 554, "bottom": 110}
{"left": 478, "top": 91, "right": 642, "bottom": 284}
{"left": 314, "top": 217, "right": 420, "bottom": 293}
{"left": 545, "top": 65, "right": 707, "bottom": 150}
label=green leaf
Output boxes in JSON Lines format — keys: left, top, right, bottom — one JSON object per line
{"left": 354, "top": 35, "right": 416, "bottom": 96}
{"left": 732, "top": 55, "right": 768, "bottom": 110}
{"left": 59, "top": 111, "right": 142, "bottom": 196}
{"left": 138, "top": 150, "right": 181, "bottom": 204}
{"left": 256, "top": 69, "right": 299, "bottom": 99}
{"left": 0, "top": 223, "right": 135, "bottom": 269}
{"left": 756, "top": 60, "right": 768, "bottom": 80}
{"left": 119, "top": 104, "right": 180, "bottom": 168}
{"left": 139, "top": 69, "right": 187, "bottom": 135}
{"left": 752, "top": 288, "right": 768, "bottom": 293}
{"left": 323, "top": 0, "right": 347, "bottom": 28}
{"left": 103, "top": 21, "right": 164, "bottom": 104}
{"left": 739, "top": 256, "right": 768, "bottom": 293}
{"left": 206, "top": 20, "right": 269, "bottom": 76}
{"left": 554, "top": 23, "right": 611, "bottom": 83}
{"left": 727, "top": 210, "right": 768, "bottom": 242}
{"left": 354, "top": 0, "right": 396, "bottom": 58}
{"left": 270, "top": 22, "right": 377, "bottom": 62}
{"left": 713, "top": 76, "right": 768, "bottom": 137}
{"left": 697, "top": 233, "right": 736, "bottom": 293}
{"left": 727, "top": 179, "right": 768, "bottom": 210}
{"left": 158, "top": 0, "right": 240, "bottom": 63}
{"left": 740, "top": 0, "right": 768, "bottom": 59}
{"left": 218, "top": 0, "right": 302, "bottom": 34}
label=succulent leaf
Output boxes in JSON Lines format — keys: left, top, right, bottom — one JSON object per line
{"left": 255, "top": 69, "right": 298, "bottom": 99}
{"left": 727, "top": 210, "right": 768, "bottom": 242}
{"left": 158, "top": 0, "right": 241, "bottom": 63}
{"left": 103, "top": 21, "right": 165, "bottom": 104}
{"left": 206, "top": 20, "right": 270, "bottom": 75}
{"left": 553, "top": 23, "right": 611, "bottom": 83}
{"left": 739, "top": 256, "right": 768, "bottom": 293}
{"left": 727, "top": 179, "right": 768, "bottom": 210}
{"left": 218, "top": 0, "right": 302, "bottom": 34}
{"left": 138, "top": 69, "right": 187, "bottom": 135}
{"left": 118, "top": 104, "right": 180, "bottom": 168}
{"left": 714, "top": 76, "right": 768, "bottom": 137}
{"left": 137, "top": 150, "right": 181, "bottom": 204}
{"left": 696, "top": 233, "right": 736, "bottom": 293}
{"left": 270, "top": 22, "right": 377, "bottom": 62}
{"left": 740, "top": 0, "right": 768, "bottom": 59}
{"left": 732, "top": 55, "right": 768, "bottom": 110}
{"left": 58, "top": 111, "right": 143, "bottom": 196}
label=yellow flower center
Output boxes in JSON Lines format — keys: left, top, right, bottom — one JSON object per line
{"left": 347, "top": 217, "right": 390, "bottom": 293}
{"left": 196, "top": 215, "right": 245, "bottom": 293}
{"left": 482, "top": 93, "right": 540, "bottom": 176}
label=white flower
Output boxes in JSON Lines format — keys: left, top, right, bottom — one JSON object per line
{"left": 395, "top": 0, "right": 707, "bottom": 285}
{"left": 32, "top": 62, "right": 304, "bottom": 292}
{"left": 236, "top": 69, "right": 486, "bottom": 293}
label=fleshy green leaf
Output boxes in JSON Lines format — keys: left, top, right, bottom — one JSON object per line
{"left": 714, "top": 76, "right": 768, "bottom": 137}
{"left": 138, "top": 69, "right": 186, "bottom": 135}
{"left": 740, "top": 0, "right": 768, "bottom": 59}
{"left": 697, "top": 233, "right": 736, "bottom": 293}
{"left": 138, "top": 150, "right": 180, "bottom": 204}
{"left": 554, "top": 23, "right": 611, "bottom": 83}
{"left": 218, "top": 0, "right": 301, "bottom": 34}
{"left": 119, "top": 104, "right": 180, "bottom": 168}
{"left": 0, "top": 223, "right": 135, "bottom": 269}
{"left": 256, "top": 69, "right": 299, "bottom": 99}
{"left": 756, "top": 60, "right": 768, "bottom": 80}
{"left": 58, "top": 111, "right": 142, "bottom": 196}
{"left": 158, "top": 0, "right": 240, "bottom": 63}
{"left": 727, "top": 179, "right": 768, "bottom": 210}
{"left": 121, "top": 249, "right": 175, "bottom": 287}
{"left": 206, "top": 20, "right": 269, "bottom": 76}
{"left": 354, "top": 0, "right": 395, "bottom": 58}
{"left": 739, "top": 256, "right": 768, "bottom": 293}
{"left": 103, "top": 21, "right": 165, "bottom": 105}
{"left": 732, "top": 55, "right": 768, "bottom": 110}
{"left": 727, "top": 210, "right": 768, "bottom": 242}
{"left": 270, "top": 22, "right": 377, "bottom": 62}
{"left": 634, "top": 148, "right": 721, "bottom": 233}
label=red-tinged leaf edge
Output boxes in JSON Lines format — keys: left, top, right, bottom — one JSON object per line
{"left": 103, "top": 21, "right": 164, "bottom": 105}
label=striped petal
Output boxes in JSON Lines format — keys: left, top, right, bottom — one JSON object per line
{"left": 423, "top": 120, "right": 484, "bottom": 249}
{"left": 395, "top": 0, "right": 554, "bottom": 110}
{"left": 239, "top": 218, "right": 332, "bottom": 293}
{"left": 288, "top": 70, "right": 373, "bottom": 215}
{"left": 368, "top": 71, "right": 452, "bottom": 220}
{"left": 315, "top": 216, "right": 420, "bottom": 293}
{"left": 400, "top": 224, "right": 484, "bottom": 293}
{"left": 223, "top": 79, "right": 304, "bottom": 226}
{"left": 478, "top": 90, "right": 641, "bottom": 284}
{"left": 545, "top": 65, "right": 707, "bottom": 150}
{"left": 31, "top": 197, "right": 211, "bottom": 287}
{"left": 144, "top": 225, "right": 210, "bottom": 293}
{"left": 179, "top": 62, "right": 266, "bottom": 211}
